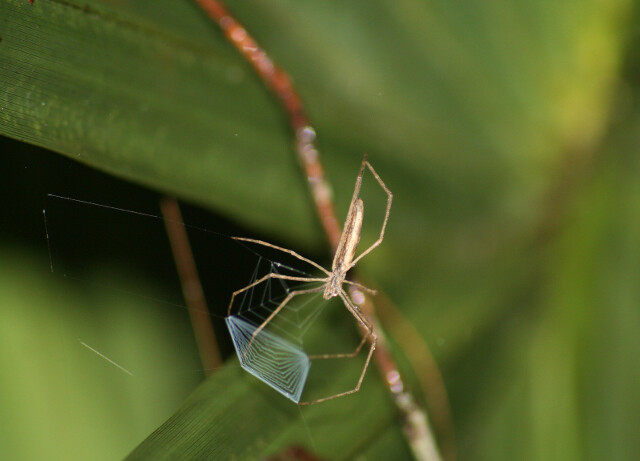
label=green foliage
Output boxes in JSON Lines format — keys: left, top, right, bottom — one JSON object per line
{"left": 1, "top": 0, "right": 639, "bottom": 459}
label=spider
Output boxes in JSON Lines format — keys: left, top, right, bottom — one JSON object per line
{"left": 228, "top": 154, "right": 392, "bottom": 404}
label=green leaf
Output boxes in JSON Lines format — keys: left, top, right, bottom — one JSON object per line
{"left": 127, "top": 365, "right": 401, "bottom": 460}
{"left": 0, "top": 0, "right": 317, "bottom": 243}
{"left": 1, "top": 0, "right": 638, "bottom": 459}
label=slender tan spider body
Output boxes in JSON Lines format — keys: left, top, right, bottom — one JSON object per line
{"left": 324, "top": 197, "right": 363, "bottom": 299}
{"left": 229, "top": 154, "right": 392, "bottom": 405}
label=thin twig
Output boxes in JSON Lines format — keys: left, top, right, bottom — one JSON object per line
{"left": 192, "top": 2, "right": 445, "bottom": 459}
{"left": 351, "top": 286, "right": 443, "bottom": 461}
{"left": 374, "top": 289, "right": 457, "bottom": 461}
{"left": 160, "top": 197, "right": 222, "bottom": 374}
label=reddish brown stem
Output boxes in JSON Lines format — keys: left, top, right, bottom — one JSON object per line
{"left": 351, "top": 286, "right": 444, "bottom": 461}
{"left": 160, "top": 197, "right": 222, "bottom": 374}
{"left": 374, "top": 289, "right": 457, "bottom": 461}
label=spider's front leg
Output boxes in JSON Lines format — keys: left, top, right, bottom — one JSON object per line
{"left": 228, "top": 272, "right": 325, "bottom": 361}
{"left": 227, "top": 273, "right": 325, "bottom": 316}
{"left": 248, "top": 285, "right": 325, "bottom": 345}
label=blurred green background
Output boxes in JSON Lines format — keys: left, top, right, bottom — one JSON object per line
{"left": 2, "top": 0, "right": 640, "bottom": 459}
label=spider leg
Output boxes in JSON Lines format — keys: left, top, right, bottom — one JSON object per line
{"left": 232, "top": 237, "right": 331, "bottom": 276}
{"left": 299, "top": 290, "right": 377, "bottom": 405}
{"left": 343, "top": 279, "right": 378, "bottom": 295}
{"left": 307, "top": 328, "right": 370, "bottom": 359}
{"left": 348, "top": 160, "right": 393, "bottom": 269}
{"left": 344, "top": 153, "right": 368, "bottom": 214}
{"left": 227, "top": 273, "right": 326, "bottom": 316}
{"left": 242, "top": 285, "right": 325, "bottom": 360}
{"left": 307, "top": 283, "right": 374, "bottom": 358}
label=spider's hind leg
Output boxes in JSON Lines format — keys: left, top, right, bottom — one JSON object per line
{"left": 299, "top": 289, "right": 377, "bottom": 405}
{"left": 308, "top": 328, "right": 371, "bottom": 359}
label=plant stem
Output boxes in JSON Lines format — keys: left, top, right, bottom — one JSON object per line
{"left": 160, "top": 196, "right": 222, "bottom": 375}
